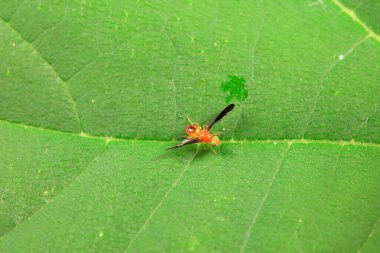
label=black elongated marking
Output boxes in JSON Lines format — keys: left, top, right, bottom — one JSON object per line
{"left": 207, "top": 104, "right": 235, "bottom": 130}
{"left": 166, "top": 138, "right": 200, "bottom": 150}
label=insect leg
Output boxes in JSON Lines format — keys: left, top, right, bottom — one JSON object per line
{"left": 210, "top": 146, "right": 218, "bottom": 155}
{"left": 213, "top": 128, "right": 226, "bottom": 136}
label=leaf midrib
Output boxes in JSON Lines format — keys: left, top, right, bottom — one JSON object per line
{"left": 332, "top": 0, "right": 380, "bottom": 42}
{"left": 1, "top": 119, "right": 379, "bottom": 148}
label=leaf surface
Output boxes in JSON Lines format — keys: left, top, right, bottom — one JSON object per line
{"left": 1, "top": 0, "right": 380, "bottom": 252}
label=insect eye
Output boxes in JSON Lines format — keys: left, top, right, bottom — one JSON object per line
{"left": 186, "top": 125, "right": 195, "bottom": 132}
{"left": 185, "top": 125, "right": 198, "bottom": 133}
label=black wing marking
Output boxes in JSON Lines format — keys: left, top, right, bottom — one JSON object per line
{"left": 207, "top": 104, "right": 235, "bottom": 130}
{"left": 166, "top": 139, "right": 200, "bottom": 150}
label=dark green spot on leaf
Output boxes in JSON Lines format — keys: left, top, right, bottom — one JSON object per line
{"left": 220, "top": 75, "right": 248, "bottom": 103}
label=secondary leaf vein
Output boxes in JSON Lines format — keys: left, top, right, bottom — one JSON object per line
{"left": 123, "top": 145, "right": 200, "bottom": 252}
{"left": 301, "top": 35, "right": 370, "bottom": 137}
{"left": 0, "top": 18, "right": 83, "bottom": 132}
{"left": 239, "top": 143, "right": 291, "bottom": 253}
{"left": 0, "top": 141, "right": 109, "bottom": 240}
{"left": 357, "top": 212, "right": 380, "bottom": 253}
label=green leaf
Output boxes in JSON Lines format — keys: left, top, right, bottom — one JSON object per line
{"left": 340, "top": 0, "right": 380, "bottom": 34}
{"left": 1, "top": 0, "right": 380, "bottom": 252}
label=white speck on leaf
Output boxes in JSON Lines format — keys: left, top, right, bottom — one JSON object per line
{"left": 217, "top": 216, "right": 225, "bottom": 221}
{"left": 309, "top": 0, "right": 324, "bottom": 7}
{"left": 99, "top": 231, "right": 104, "bottom": 237}
{"left": 338, "top": 54, "right": 344, "bottom": 60}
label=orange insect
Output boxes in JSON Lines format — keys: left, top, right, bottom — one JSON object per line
{"left": 166, "top": 104, "right": 235, "bottom": 153}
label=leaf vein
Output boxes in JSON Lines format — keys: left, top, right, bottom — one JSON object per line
{"left": 357, "top": 212, "right": 380, "bottom": 253}
{"left": 0, "top": 18, "right": 83, "bottom": 132}
{"left": 0, "top": 142, "right": 109, "bottom": 240}
{"left": 301, "top": 35, "right": 370, "bottom": 138}
{"left": 1, "top": 119, "right": 380, "bottom": 147}
{"left": 330, "top": 0, "right": 380, "bottom": 42}
{"left": 232, "top": 0, "right": 265, "bottom": 138}
{"left": 123, "top": 145, "right": 200, "bottom": 252}
{"left": 239, "top": 143, "right": 291, "bottom": 253}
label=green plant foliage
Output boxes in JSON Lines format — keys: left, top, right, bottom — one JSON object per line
{"left": 1, "top": 0, "right": 380, "bottom": 252}
{"left": 340, "top": 0, "right": 380, "bottom": 34}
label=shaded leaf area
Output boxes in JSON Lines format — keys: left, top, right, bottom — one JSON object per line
{"left": 341, "top": 0, "right": 380, "bottom": 34}
{"left": 0, "top": 1, "right": 379, "bottom": 142}
{"left": 1, "top": 123, "right": 380, "bottom": 252}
